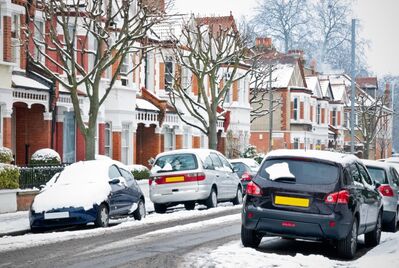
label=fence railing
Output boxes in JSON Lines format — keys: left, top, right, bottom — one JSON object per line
{"left": 19, "top": 165, "right": 67, "bottom": 189}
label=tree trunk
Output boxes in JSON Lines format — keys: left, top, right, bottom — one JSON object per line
{"left": 363, "top": 142, "right": 370, "bottom": 159}
{"left": 208, "top": 116, "right": 218, "bottom": 150}
{"left": 84, "top": 128, "right": 96, "bottom": 160}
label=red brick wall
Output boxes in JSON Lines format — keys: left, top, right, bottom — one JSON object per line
{"left": 3, "top": 16, "right": 12, "bottom": 62}
{"left": 193, "top": 136, "right": 200, "bottom": 148}
{"left": 77, "top": 35, "right": 88, "bottom": 72}
{"left": 249, "top": 132, "right": 269, "bottom": 154}
{"left": 192, "top": 75, "right": 198, "bottom": 95}
{"left": 20, "top": 14, "right": 26, "bottom": 69}
{"left": 136, "top": 125, "right": 161, "bottom": 167}
{"left": 176, "top": 135, "right": 183, "bottom": 149}
{"left": 281, "top": 90, "right": 289, "bottom": 130}
{"left": 337, "top": 111, "right": 341, "bottom": 126}
{"left": 233, "top": 81, "right": 238, "bottom": 101}
{"left": 217, "top": 133, "right": 225, "bottom": 154}
{"left": 321, "top": 108, "right": 325, "bottom": 124}
{"left": 98, "top": 123, "right": 105, "bottom": 155}
{"left": 3, "top": 117, "right": 12, "bottom": 149}
{"left": 14, "top": 104, "right": 51, "bottom": 165}
{"left": 300, "top": 102, "right": 304, "bottom": 119}
{"left": 112, "top": 131, "right": 121, "bottom": 161}
{"left": 76, "top": 126, "right": 86, "bottom": 161}
{"left": 159, "top": 62, "right": 165, "bottom": 89}
{"left": 17, "top": 191, "right": 39, "bottom": 211}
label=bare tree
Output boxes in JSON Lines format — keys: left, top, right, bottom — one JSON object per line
{"left": 252, "top": 0, "right": 310, "bottom": 52}
{"left": 24, "top": 0, "right": 166, "bottom": 160}
{"left": 167, "top": 15, "right": 250, "bottom": 150}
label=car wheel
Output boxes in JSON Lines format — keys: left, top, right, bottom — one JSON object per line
{"left": 133, "top": 200, "right": 146, "bottom": 221}
{"left": 154, "top": 203, "right": 167, "bottom": 214}
{"left": 184, "top": 201, "right": 196, "bottom": 210}
{"left": 241, "top": 225, "right": 262, "bottom": 248}
{"left": 337, "top": 217, "right": 358, "bottom": 259}
{"left": 95, "top": 203, "right": 109, "bottom": 228}
{"left": 205, "top": 188, "right": 217, "bottom": 209}
{"left": 365, "top": 211, "right": 382, "bottom": 247}
{"left": 386, "top": 208, "right": 398, "bottom": 233}
{"left": 232, "top": 187, "right": 243, "bottom": 205}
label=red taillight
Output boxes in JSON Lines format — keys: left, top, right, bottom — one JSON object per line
{"left": 246, "top": 181, "right": 262, "bottom": 196}
{"left": 149, "top": 179, "right": 153, "bottom": 186}
{"left": 282, "top": 221, "right": 296, "bottom": 227}
{"left": 378, "top": 185, "right": 394, "bottom": 197}
{"left": 241, "top": 172, "right": 252, "bottom": 181}
{"left": 325, "top": 190, "right": 350, "bottom": 204}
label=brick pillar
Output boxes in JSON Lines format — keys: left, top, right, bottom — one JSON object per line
{"left": 175, "top": 134, "right": 183, "bottom": 149}
{"left": 3, "top": 117, "right": 12, "bottom": 149}
{"left": 3, "top": 16, "right": 12, "bottom": 62}
{"left": 193, "top": 136, "right": 200, "bottom": 148}
{"left": 98, "top": 123, "right": 105, "bottom": 155}
{"left": 20, "top": 14, "right": 26, "bottom": 69}
{"left": 112, "top": 131, "right": 121, "bottom": 161}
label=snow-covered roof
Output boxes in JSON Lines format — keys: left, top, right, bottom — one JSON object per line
{"left": 265, "top": 149, "right": 358, "bottom": 165}
{"left": 271, "top": 64, "right": 294, "bottom": 88}
{"left": 12, "top": 75, "right": 50, "bottom": 90}
{"left": 319, "top": 80, "right": 330, "bottom": 98}
{"left": 136, "top": 98, "right": 160, "bottom": 111}
{"left": 330, "top": 83, "right": 346, "bottom": 102}
{"left": 305, "top": 76, "right": 322, "bottom": 98}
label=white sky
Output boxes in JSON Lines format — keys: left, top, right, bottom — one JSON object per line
{"left": 173, "top": 0, "right": 399, "bottom": 77}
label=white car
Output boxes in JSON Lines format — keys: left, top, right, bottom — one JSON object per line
{"left": 149, "top": 149, "right": 243, "bottom": 213}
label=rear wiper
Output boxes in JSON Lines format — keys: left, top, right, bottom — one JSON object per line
{"left": 272, "top": 177, "right": 296, "bottom": 183}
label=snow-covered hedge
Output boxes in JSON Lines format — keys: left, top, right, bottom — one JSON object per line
{"left": 0, "top": 147, "right": 13, "bottom": 164}
{"left": 241, "top": 145, "right": 264, "bottom": 164}
{"left": 127, "top": 164, "right": 150, "bottom": 180}
{"left": 30, "top": 149, "right": 61, "bottom": 166}
{"left": 0, "top": 163, "right": 20, "bottom": 189}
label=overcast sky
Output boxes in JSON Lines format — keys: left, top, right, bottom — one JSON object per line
{"left": 173, "top": 0, "right": 399, "bottom": 78}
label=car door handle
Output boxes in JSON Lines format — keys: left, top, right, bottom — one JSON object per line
{"left": 216, "top": 175, "right": 220, "bottom": 178}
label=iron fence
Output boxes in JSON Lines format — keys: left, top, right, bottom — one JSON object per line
{"left": 19, "top": 165, "right": 68, "bottom": 189}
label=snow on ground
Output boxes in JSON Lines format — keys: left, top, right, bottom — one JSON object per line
{"left": 181, "top": 231, "right": 399, "bottom": 268}
{"left": 0, "top": 204, "right": 240, "bottom": 253}
{"left": 0, "top": 211, "right": 29, "bottom": 234}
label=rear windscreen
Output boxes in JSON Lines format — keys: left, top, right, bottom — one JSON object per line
{"left": 152, "top": 154, "right": 198, "bottom": 173}
{"left": 259, "top": 158, "right": 339, "bottom": 185}
{"left": 366, "top": 167, "right": 387, "bottom": 184}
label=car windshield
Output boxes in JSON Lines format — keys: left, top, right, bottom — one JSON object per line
{"left": 55, "top": 161, "right": 109, "bottom": 185}
{"left": 366, "top": 167, "right": 387, "bottom": 184}
{"left": 259, "top": 158, "right": 339, "bottom": 185}
{"left": 152, "top": 154, "right": 197, "bottom": 173}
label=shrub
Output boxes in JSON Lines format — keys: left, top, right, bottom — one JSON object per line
{"left": 0, "top": 164, "right": 20, "bottom": 189}
{"left": 0, "top": 147, "right": 13, "bottom": 164}
{"left": 129, "top": 165, "right": 150, "bottom": 180}
{"left": 30, "top": 149, "right": 61, "bottom": 166}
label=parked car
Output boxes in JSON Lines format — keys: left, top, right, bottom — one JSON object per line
{"left": 241, "top": 149, "right": 383, "bottom": 259}
{"left": 230, "top": 158, "right": 260, "bottom": 194}
{"left": 363, "top": 160, "right": 399, "bottom": 232}
{"left": 149, "top": 149, "right": 242, "bottom": 213}
{"left": 29, "top": 160, "right": 146, "bottom": 231}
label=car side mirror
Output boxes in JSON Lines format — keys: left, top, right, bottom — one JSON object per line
{"left": 148, "top": 158, "right": 155, "bottom": 166}
{"left": 109, "top": 178, "right": 120, "bottom": 185}
{"left": 233, "top": 167, "right": 239, "bottom": 173}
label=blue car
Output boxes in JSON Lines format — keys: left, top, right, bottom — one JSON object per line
{"left": 29, "top": 160, "right": 146, "bottom": 231}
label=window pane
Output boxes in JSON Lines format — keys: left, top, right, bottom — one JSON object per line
{"left": 153, "top": 153, "right": 198, "bottom": 172}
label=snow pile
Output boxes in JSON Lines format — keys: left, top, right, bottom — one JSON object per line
{"left": 95, "top": 154, "right": 112, "bottom": 160}
{"left": 31, "top": 161, "right": 112, "bottom": 212}
{"left": 30, "top": 149, "right": 61, "bottom": 165}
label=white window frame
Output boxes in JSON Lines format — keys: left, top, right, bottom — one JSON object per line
{"left": 181, "top": 66, "right": 191, "bottom": 92}
{"left": 121, "top": 123, "right": 131, "bottom": 164}
{"left": 120, "top": 54, "right": 129, "bottom": 75}
{"left": 11, "top": 14, "right": 20, "bottom": 67}
{"left": 200, "top": 134, "right": 208, "bottom": 149}
{"left": 317, "top": 104, "right": 321, "bottom": 125}
{"left": 332, "top": 108, "right": 337, "bottom": 126}
{"left": 293, "top": 97, "right": 299, "bottom": 120}
{"left": 165, "top": 58, "right": 174, "bottom": 91}
{"left": 33, "top": 19, "right": 45, "bottom": 64}
{"left": 183, "top": 128, "right": 192, "bottom": 149}
{"left": 104, "top": 122, "right": 112, "bottom": 157}
{"left": 164, "top": 128, "right": 175, "bottom": 151}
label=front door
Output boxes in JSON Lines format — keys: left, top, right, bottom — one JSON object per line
{"left": 63, "top": 112, "right": 76, "bottom": 163}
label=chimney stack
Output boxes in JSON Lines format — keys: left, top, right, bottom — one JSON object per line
{"left": 255, "top": 37, "right": 272, "bottom": 48}
{"left": 141, "top": 0, "right": 165, "bottom": 13}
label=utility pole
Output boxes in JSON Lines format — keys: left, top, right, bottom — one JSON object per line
{"left": 350, "top": 19, "right": 356, "bottom": 154}
{"left": 268, "top": 64, "right": 273, "bottom": 152}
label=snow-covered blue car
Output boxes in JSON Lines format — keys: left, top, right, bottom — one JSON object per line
{"left": 29, "top": 160, "right": 146, "bottom": 231}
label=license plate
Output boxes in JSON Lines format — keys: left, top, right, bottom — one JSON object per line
{"left": 275, "top": 196, "right": 309, "bottom": 208}
{"left": 165, "top": 176, "right": 184, "bottom": 183}
{"left": 44, "top": 212, "right": 70, "bottom": 219}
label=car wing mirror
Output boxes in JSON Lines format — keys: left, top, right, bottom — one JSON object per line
{"left": 148, "top": 157, "right": 155, "bottom": 166}
{"left": 232, "top": 167, "right": 239, "bottom": 173}
{"left": 109, "top": 178, "right": 120, "bottom": 185}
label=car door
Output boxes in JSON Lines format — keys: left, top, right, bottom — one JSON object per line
{"left": 119, "top": 168, "right": 142, "bottom": 212}
{"left": 209, "top": 153, "right": 228, "bottom": 199}
{"left": 389, "top": 167, "right": 399, "bottom": 205}
{"left": 349, "top": 163, "right": 368, "bottom": 233}
{"left": 108, "top": 165, "right": 129, "bottom": 216}
{"left": 218, "top": 154, "right": 238, "bottom": 198}
{"left": 357, "top": 163, "right": 380, "bottom": 230}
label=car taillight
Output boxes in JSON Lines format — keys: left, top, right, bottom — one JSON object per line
{"left": 241, "top": 172, "right": 252, "bottom": 181}
{"left": 246, "top": 181, "right": 262, "bottom": 196}
{"left": 153, "top": 173, "right": 206, "bottom": 184}
{"left": 149, "top": 178, "right": 153, "bottom": 186}
{"left": 185, "top": 172, "right": 206, "bottom": 182}
{"left": 325, "top": 190, "right": 349, "bottom": 204}
{"left": 378, "top": 185, "right": 394, "bottom": 197}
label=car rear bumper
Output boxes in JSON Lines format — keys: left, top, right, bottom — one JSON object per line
{"left": 382, "top": 210, "right": 396, "bottom": 224}
{"left": 242, "top": 204, "right": 352, "bottom": 241}
{"left": 30, "top": 207, "right": 97, "bottom": 229}
{"left": 150, "top": 185, "right": 210, "bottom": 204}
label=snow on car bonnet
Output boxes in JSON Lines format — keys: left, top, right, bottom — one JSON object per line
{"left": 265, "top": 162, "right": 295, "bottom": 180}
{"left": 32, "top": 161, "right": 112, "bottom": 212}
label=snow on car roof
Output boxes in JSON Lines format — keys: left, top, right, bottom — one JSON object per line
{"left": 155, "top": 149, "right": 219, "bottom": 158}
{"left": 265, "top": 149, "right": 358, "bottom": 165}
{"left": 362, "top": 159, "right": 390, "bottom": 170}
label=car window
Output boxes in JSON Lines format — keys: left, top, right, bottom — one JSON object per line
{"left": 109, "top": 165, "right": 122, "bottom": 179}
{"left": 390, "top": 168, "right": 399, "bottom": 186}
{"left": 203, "top": 154, "right": 215, "bottom": 170}
{"left": 259, "top": 158, "right": 339, "bottom": 185}
{"left": 366, "top": 166, "right": 387, "bottom": 184}
{"left": 210, "top": 153, "right": 223, "bottom": 170}
{"left": 152, "top": 154, "right": 198, "bottom": 173}
{"left": 232, "top": 163, "right": 247, "bottom": 173}
{"left": 343, "top": 168, "right": 353, "bottom": 186}
{"left": 357, "top": 163, "right": 373, "bottom": 186}
{"left": 350, "top": 164, "right": 362, "bottom": 184}
{"left": 120, "top": 168, "right": 134, "bottom": 182}
{"left": 218, "top": 154, "right": 233, "bottom": 172}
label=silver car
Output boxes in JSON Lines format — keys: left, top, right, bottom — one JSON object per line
{"left": 363, "top": 159, "right": 399, "bottom": 232}
{"left": 149, "top": 149, "right": 243, "bottom": 213}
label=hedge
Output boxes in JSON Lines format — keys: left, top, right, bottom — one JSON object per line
{"left": 131, "top": 169, "right": 150, "bottom": 180}
{"left": 0, "top": 164, "right": 20, "bottom": 189}
{"left": 0, "top": 147, "right": 13, "bottom": 164}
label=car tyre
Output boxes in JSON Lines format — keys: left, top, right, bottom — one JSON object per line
{"left": 154, "top": 203, "right": 167, "bottom": 214}
{"left": 95, "top": 203, "right": 109, "bottom": 228}
{"left": 184, "top": 201, "right": 196, "bottom": 210}
{"left": 133, "top": 199, "right": 146, "bottom": 221}
{"left": 241, "top": 225, "right": 262, "bottom": 248}
{"left": 365, "top": 211, "right": 382, "bottom": 247}
{"left": 337, "top": 217, "right": 358, "bottom": 259}
{"left": 232, "top": 187, "right": 243, "bottom": 205}
{"left": 205, "top": 188, "right": 218, "bottom": 209}
{"left": 386, "top": 208, "right": 398, "bottom": 233}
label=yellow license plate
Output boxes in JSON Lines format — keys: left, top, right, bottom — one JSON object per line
{"left": 165, "top": 176, "right": 185, "bottom": 183}
{"left": 275, "top": 196, "right": 309, "bottom": 208}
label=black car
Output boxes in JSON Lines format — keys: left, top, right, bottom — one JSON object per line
{"left": 241, "top": 150, "right": 383, "bottom": 259}
{"left": 230, "top": 159, "right": 259, "bottom": 194}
